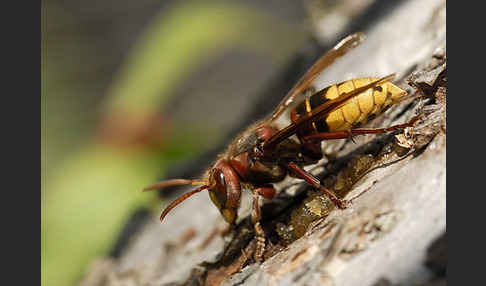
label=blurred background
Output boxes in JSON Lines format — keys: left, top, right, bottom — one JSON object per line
{"left": 41, "top": 0, "right": 388, "bottom": 285}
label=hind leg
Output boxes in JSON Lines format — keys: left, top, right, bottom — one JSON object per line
{"left": 302, "top": 116, "right": 420, "bottom": 141}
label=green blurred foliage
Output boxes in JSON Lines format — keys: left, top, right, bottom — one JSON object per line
{"left": 106, "top": 1, "right": 295, "bottom": 114}
{"left": 42, "top": 1, "right": 306, "bottom": 286}
{"left": 42, "top": 146, "right": 160, "bottom": 286}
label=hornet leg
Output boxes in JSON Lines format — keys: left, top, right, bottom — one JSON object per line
{"left": 286, "top": 162, "right": 347, "bottom": 209}
{"left": 251, "top": 186, "right": 277, "bottom": 263}
{"left": 302, "top": 116, "right": 420, "bottom": 141}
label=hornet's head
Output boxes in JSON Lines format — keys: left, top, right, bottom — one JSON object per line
{"left": 206, "top": 160, "right": 241, "bottom": 224}
{"left": 142, "top": 159, "right": 241, "bottom": 225}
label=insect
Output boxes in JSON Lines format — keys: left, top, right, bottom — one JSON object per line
{"left": 143, "top": 33, "right": 419, "bottom": 262}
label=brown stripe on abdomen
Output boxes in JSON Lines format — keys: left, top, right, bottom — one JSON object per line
{"left": 292, "top": 87, "right": 331, "bottom": 133}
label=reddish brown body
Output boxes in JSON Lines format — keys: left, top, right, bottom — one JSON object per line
{"left": 206, "top": 123, "right": 300, "bottom": 224}
{"left": 142, "top": 33, "right": 419, "bottom": 262}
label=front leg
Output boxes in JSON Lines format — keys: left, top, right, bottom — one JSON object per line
{"left": 251, "top": 186, "right": 277, "bottom": 263}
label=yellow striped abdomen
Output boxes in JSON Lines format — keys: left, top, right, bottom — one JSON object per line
{"left": 291, "top": 77, "right": 407, "bottom": 133}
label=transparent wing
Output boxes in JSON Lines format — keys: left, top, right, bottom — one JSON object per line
{"left": 263, "top": 74, "right": 396, "bottom": 149}
{"left": 269, "top": 33, "right": 365, "bottom": 121}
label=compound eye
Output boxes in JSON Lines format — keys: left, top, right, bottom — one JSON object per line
{"left": 211, "top": 168, "right": 226, "bottom": 188}
{"left": 208, "top": 168, "right": 227, "bottom": 211}
{"left": 217, "top": 169, "right": 226, "bottom": 187}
